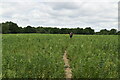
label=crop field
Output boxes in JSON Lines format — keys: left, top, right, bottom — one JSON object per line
{"left": 2, "top": 34, "right": 119, "bottom": 78}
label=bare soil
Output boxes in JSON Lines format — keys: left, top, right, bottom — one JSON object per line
{"left": 63, "top": 50, "right": 72, "bottom": 80}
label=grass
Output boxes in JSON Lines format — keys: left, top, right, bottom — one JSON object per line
{"left": 2, "top": 34, "right": 119, "bottom": 78}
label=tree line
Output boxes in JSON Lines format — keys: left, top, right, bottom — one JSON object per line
{"left": 0, "top": 21, "right": 120, "bottom": 35}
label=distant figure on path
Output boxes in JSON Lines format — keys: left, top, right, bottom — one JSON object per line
{"left": 69, "top": 32, "right": 73, "bottom": 38}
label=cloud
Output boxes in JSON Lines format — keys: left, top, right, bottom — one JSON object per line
{"left": 0, "top": 0, "right": 119, "bottom": 31}
{"left": 1, "top": 0, "right": 119, "bottom": 2}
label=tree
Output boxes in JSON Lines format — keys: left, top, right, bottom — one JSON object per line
{"left": 99, "top": 29, "right": 109, "bottom": 35}
{"left": 18, "top": 27, "right": 24, "bottom": 33}
{"left": 60, "top": 28, "right": 69, "bottom": 34}
{"left": 50, "top": 27, "right": 60, "bottom": 34}
{"left": 24, "top": 26, "right": 36, "bottom": 33}
{"left": 36, "top": 27, "right": 45, "bottom": 33}
{"left": 95, "top": 32, "right": 100, "bottom": 35}
{"left": 109, "top": 29, "right": 117, "bottom": 35}
{"left": 1, "top": 21, "right": 119, "bottom": 35}
{"left": 7, "top": 21, "right": 19, "bottom": 33}
{"left": 117, "top": 31, "right": 120, "bottom": 35}
{"left": 0, "top": 23, "right": 2, "bottom": 33}
{"left": 75, "top": 27, "right": 84, "bottom": 34}
{"left": 83, "top": 27, "right": 95, "bottom": 35}
{"left": 2, "top": 22, "right": 10, "bottom": 34}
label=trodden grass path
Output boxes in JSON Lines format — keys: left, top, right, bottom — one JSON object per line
{"left": 63, "top": 50, "right": 72, "bottom": 80}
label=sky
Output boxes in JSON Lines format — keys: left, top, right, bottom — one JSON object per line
{"left": 0, "top": 0, "right": 119, "bottom": 32}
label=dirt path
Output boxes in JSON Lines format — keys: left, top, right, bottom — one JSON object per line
{"left": 63, "top": 50, "right": 72, "bottom": 80}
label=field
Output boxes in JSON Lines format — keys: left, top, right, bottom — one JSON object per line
{"left": 2, "top": 34, "right": 119, "bottom": 78}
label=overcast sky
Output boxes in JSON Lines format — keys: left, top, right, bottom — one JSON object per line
{"left": 0, "top": 0, "right": 119, "bottom": 32}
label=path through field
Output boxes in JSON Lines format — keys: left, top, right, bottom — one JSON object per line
{"left": 63, "top": 50, "right": 72, "bottom": 80}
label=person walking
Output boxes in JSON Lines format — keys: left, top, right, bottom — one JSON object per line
{"left": 69, "top": 32, "right": 73, "bottom": 38}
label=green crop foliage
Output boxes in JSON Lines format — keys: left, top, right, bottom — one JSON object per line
{"left": 66, "top": 35, "right": 119, "bottom": 78}
{"left": 2, "top": 34, "right": 119, "bottom": 78}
